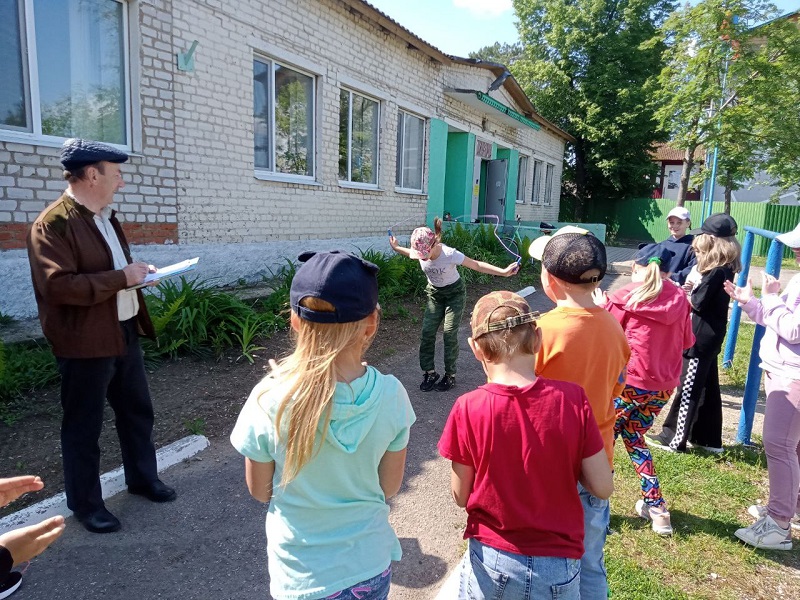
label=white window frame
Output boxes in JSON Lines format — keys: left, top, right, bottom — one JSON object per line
{"left": 395, "top": 109, "right": 426, "bottom": 194}
{"left": 0, "top": 0, "right": 132, "bottom": 150}
{"left": 531, "top": 159, "right": 543, "bottom": 205}
{"left": 516, "top": 155, "right": 528, "bottom": 204}
{"left": 544, "top": 163, "right": 555, "bottom": 206}
{"left": 253, "top": 54, "right": 317, "bottom": 184}
{"left": 338, "top": 87, "right": 380, "bottom": 189}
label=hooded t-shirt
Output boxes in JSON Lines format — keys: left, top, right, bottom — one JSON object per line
{"left": 605, "top": 280, "right": 695, "bottom": 390}
{"left": 662, "top": 235, "right": 697, "bottom": 285}
{"left": 231, "top": 366, "right": 415, "bottom": 600}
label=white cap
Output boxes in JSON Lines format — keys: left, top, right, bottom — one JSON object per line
{"left": 776, "top": 222, "right": 800, "bottom": 249}
{"left": 667, "top": 207, "right": 691, "bottom": 221}
{"left": 529, "top": 225, "right": 590, "bottom": 260}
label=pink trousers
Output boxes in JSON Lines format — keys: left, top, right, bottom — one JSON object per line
{"left": 764, "top": 371, "right": 800, "bottom": 521}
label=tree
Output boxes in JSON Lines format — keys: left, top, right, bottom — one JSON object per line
{"left": 468, "top": 42, "right": 525, "bottom": 67}
{"left": 508, "top": 0, "right": 673, "bottom": 219}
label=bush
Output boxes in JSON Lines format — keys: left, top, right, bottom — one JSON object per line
{"left": 0, "top": 339, "right": 59, "bottom": 424}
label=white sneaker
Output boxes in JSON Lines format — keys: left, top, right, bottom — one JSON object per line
{"left": 735, "top": 515, "right": 792, "bottom": 550}
{"left": 747, "top": 504, "right": 800, "bottom": 531}
{"left": 687, "top": 442, "right": 724, "bottom": 454}
{"left": 635, "top": 499, "right": 673, "bottom": 535}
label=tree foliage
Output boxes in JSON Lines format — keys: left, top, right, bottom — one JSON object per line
{"left": 468, "top": 42, "right": 525, "bottom": 67}
{"left": 507, "top": 0, "right": 673, "bottom": 217}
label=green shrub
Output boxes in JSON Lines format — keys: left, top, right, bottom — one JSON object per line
{"left": 0, "top": 339, "right": 59, "bottom": 424}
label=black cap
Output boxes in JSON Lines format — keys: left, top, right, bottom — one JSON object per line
{"left": 690, "top": 213, "right": 738, "bottom": 237}
{"left": 542, "top": 232, "right": 607, "bottom": 283}
{"left": 60, "top": 138, "right": 129, "bottom": 171}
{"left": 634, "top": 243, "right": 675, "bottom": 272}
{"left": 290, "top": 251, "right": 379, "bottom": 323}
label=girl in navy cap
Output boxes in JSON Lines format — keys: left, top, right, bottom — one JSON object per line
{"left": 595, "top": 244, "right": 694, "bottom": 534}
{"left": 231, "top": 251, "right": 415, "bottom": 600}
{"left": 648, "top": 214, "right": 741, "bottom": 454}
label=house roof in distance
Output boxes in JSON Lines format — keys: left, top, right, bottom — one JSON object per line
{"left": 651, "top": 143, "right": 705, "bottom": 162}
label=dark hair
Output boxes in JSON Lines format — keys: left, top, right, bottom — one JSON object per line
{"left": 63, "top": 162, "right": 105, "bottom": 184}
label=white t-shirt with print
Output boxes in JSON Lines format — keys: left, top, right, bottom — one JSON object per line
{"left": 420, "top": 244, "right": 465, "bottom": 287}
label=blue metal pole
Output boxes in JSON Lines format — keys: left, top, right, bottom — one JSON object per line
{"left": 736, "top": 237, "right": 785, "bottom": 445}
{"left": 723, "top": 230, "right": 754, "bottom": 368}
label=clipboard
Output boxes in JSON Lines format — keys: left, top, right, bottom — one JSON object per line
{"left": 127, "top": 257, "right": 199, "bottom": 290}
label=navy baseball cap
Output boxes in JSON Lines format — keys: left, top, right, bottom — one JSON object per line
{"left": 290, "top": 251, "right": 379, "bottom": 323}
{"left": 634, "top": 243, "right": 675, "bottom": 272}
{"left": 690, "top": 213, "right": 738, "bottom": 237}
{"left": 60, "top": 138, "right": 129, "bottom": 171}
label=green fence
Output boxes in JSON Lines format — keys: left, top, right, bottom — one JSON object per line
{"left": 569, "top": 198, "right": 800, "bottom": 257}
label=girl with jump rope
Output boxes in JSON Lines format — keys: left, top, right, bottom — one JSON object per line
{"left": 231, "top": 251, "right": 416, "bottom": 600}
{"left": 593, "top": 243, "right": 694, "bottom": 535}
{"left": 389, "top": 216, "right": 519, "bottom": 392}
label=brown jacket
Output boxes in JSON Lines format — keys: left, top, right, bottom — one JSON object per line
{"left": 27, "top": 193, "right": 155, "bottom": 358}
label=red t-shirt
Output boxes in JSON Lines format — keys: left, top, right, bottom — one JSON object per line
{"left": 438, "top": 377, "right": 604, "bottom": 559}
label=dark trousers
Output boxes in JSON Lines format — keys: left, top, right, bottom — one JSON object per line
{"left": 660, "top": 353, "right": 723, "bottom": 451}
{"left": 58, "top": 318, "right": 158, "bottom": 515}
{"left": 419, "top": 279, "right": 466, "bottom": 375}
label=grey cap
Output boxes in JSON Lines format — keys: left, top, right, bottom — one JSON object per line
{"left": 60, "top": 138, "right": 129, "bottom": 171}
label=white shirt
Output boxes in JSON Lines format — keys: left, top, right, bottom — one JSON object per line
{"left": 420, "top": 244, "right": 465, "bottom": 287}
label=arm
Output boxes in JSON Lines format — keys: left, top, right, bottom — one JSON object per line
{"left": 450, "top": 461, "right": 475, "bottom": 508}
{"left": 388, "top": 236, "right": 412, "bottom": 258}
{"left": 461, "top": 256, "right": 518, "bottom": 277}
{"left": 378, "top": 448, "right": 408, "bottom": 499}
{"left": 0, "top": 515, "right": 65, "bottom": 567}
{"left": 0, "top": 475, "right": 44, "bottom": 506}
{"left": 759, "top": 275, "right": 800, "bottom": 344}
{"left": 245, "top": 458, "right": 275, "bottom": 503}
{"left": 671, "top": 252, "right": 697, "bottom": 285}
{"left": 579, "top": 450, "right": 614, "bottom": 500}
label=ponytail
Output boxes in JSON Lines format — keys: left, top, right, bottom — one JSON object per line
{"left": 434, "top": 216, "right": 442, "bottom": 241}
{"left": 626, "top": 261, "right": 663, "bottom": 309}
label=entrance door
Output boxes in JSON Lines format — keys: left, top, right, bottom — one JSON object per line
{"left": 484, "top": 159, "right": 508, "bottom": 223}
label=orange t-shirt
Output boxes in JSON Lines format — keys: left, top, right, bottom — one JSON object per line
{"left": 535, "top": 306, "right": 630, "bottom": 466}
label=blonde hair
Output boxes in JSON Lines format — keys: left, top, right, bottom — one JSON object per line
{"left": 433, "top": 216, "right": 443, "bottom": 242}
{"left": 626, "top": 262, "right": 664, "bottom": 309}
{"left": 473, "top": 306, "right": 538, "bottom": 362}
{"left": 693, "top": 234, "right": 742, "bottom": 274}
{"left": 262, "top": 297, "right": 373, "bottom": 486}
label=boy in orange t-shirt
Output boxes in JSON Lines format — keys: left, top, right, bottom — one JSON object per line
{"left": 529, "top": 227, "right": 630, "bottom": 600}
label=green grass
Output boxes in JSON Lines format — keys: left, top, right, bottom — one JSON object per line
{"left": 719, "top": 321, "right": 755, "bottom": 389}
{"left": 607, "top": 443, "right": 797, "bottom": 599}
{"left": 746, "top": 255, "right": 797, "bottom": 271}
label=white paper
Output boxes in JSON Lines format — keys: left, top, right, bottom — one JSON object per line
{"left": 128, "top": 257, "right": 199, "bottom": 289}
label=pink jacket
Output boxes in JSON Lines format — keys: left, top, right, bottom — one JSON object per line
{"left": 605, "top": 281, "right": 695, "bottom": 391}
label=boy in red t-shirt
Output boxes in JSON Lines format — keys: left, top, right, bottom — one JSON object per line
{"left": 438, "top": 291, "right": 613, "bottom": 600}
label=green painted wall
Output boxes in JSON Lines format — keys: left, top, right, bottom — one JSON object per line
{"left": 444, "top": 132, "right": 476, "bottom": 221}
{"left": 496, "top": 149, "right": 519, "bottom": 224}
{"left": 427, "top": 119, "right": 449, "bottom": 227}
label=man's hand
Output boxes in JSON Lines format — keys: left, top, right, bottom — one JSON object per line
{"left": 123, "top": 262, "right": 150, "bottom": 287}
{"left": 763, "top": 273, "right": 782, "bottom": 295}
{"left": 0, "top": 515, "right": 66, "bottom": 566}
{"left": 724, "top": 278, "right": 753, "bottom": 304}
{"left": 0, "top": 476, "right": 44, "bottom": 507}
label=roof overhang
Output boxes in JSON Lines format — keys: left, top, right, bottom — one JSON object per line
{"left": 445, "top": 89, "right": 542, "bottom": 131}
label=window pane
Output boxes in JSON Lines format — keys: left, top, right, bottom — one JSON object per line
{"left": 274, "top": 64, "right": 313, "bottom": 177}
{"left": 516, "top": 156, "right": 528, "bottom": 203}
{"left": 531, "top": 160, "right": 542, "bottom": 204}
{"left": 338, "top": 89, "right": 349, "bottom": 180}
{"left": 253, "top": 58, "right": 272, "bottom": 170}
{"left": 0, "top": 0, "right": 29, "bottom": 130}
{"left": 35, "top": 0, "right": 127, "bottom": 144}
{"left": 350, "top": 93, "right": 378, "bottom": 184}
{"left": 401, "top": 113, "right": 424, "bottom": 190}
{"left": 544, "top": 164, "right": 554, "bottom": 205}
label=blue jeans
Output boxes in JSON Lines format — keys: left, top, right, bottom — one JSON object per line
{"left": 324, "top": 566, "right": 391, "bottom": 600}
{"left": 578, "top": 482, "right": 610, "bottom": 600}
{"left": 458, "top": 539, "right": 580, "bottom": 599}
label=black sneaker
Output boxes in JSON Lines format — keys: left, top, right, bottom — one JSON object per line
{"left": 0, "top": 571, "right": 22, "bottom": 599}
{"left": 420, "top": 371, "right": 440, "bottom": 392}
{"left": 646, "top": 432, "right": 685, "bottom": 453}
{"left": 435, "top": 374, "right": 456, "bottom": 392}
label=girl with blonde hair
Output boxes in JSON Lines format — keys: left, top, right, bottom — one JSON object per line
{"left": 594, "top": 244, "right": 694, "bottom": 534}
{"left": 649, "top": 213, "right": 741, "bottom": 454}
{"left": 231, "top": 251, "right": 415, "bottom": 600}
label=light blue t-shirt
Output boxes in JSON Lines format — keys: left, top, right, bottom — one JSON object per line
{"left": 230, "top": 366, "right": 415, "bottom": 600}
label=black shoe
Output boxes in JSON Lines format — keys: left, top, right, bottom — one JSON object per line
{"left": 74, "top": 507, "right": 121, "bottom": 534}
{"left": 435, "top": 374, "right": 456, "bottom": 392}
{"left": 128, "top": 480, "right": 177, "bottom": 503}
{"left": 646, "top": 432, "right": 685, "bottom": 453}
{"left": 420, "top": 371, "right": 440, "bottom": 392}
{"left": 0, "top": 571, "right": 22, "bottom": 599}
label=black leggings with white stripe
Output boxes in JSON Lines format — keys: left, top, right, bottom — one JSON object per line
{"left": 660, "top": 353, "right": 723, "bottom": 451}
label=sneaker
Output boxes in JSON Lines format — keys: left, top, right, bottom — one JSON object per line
{"left": 645, "top": 432, "right": 680, "bottom": 452}
{"left": 435, "top": 374, "right": 456, "bottom": 392}
{"left": 748, "top": 505, "right": 800, "bottom": 531}
{"left": 0, "top": 572, "right": 22, "bottom": 600}
{"left": 420, "top": 371, "right": 440, "bottom": 392}
{"left": 735, "top": 515, "right": 792, "bottom": 550}
{"left": 635, "top": 499, "right": 673, "bottom": 535}
{"left": 688, "top": 441, "right": 724, "bottom": 454}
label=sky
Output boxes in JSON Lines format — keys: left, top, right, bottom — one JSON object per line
{"left": 367, "top": 0, "right": 800, "bottom": 57}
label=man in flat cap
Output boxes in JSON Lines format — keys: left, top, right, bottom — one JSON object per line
{"left": 26, "top": 138, "right": 176, "bottom": 534}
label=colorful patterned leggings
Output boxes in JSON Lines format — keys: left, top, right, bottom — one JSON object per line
{"left": 614, "top": 385, "right": 673, "bottom": 508}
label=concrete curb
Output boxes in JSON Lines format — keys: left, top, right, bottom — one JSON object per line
{"left": 434, "top": 560, "right": 461, "bottom": 599}
{"left": 0, "top": 434, "right": 210, "bottom": 534}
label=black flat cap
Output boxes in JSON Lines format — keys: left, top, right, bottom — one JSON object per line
{"left": 60, "top": 138, "right": 129, "bottom": 171}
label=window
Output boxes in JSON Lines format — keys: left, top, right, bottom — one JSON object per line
{"left": 338, "top": 89, "right": 379, "bottom": 185}
{"left": 544, "top": 163, "right": 555, "bottom": 206}
{"left": 396, "top": 110, "right": 425, "bottom": 192}
{"left": 254, "top": 57, "right": 315, "bottom": 178}
{"left": 1, "top": 0, "right": 130, "bottom": 145}
{"left": 531, "top": 159, "right": 543, "bottom": 204}
{"left": 516, "top": 155, "right": 528, "bottom": 204}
